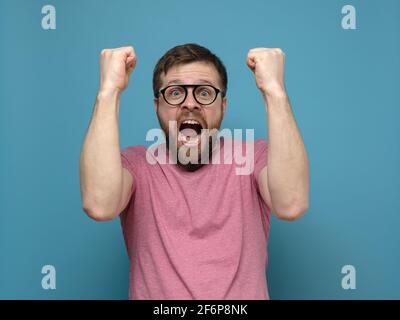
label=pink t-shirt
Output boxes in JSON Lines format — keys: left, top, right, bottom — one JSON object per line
{"left": 120, "top": 138, "right": 270, "bottom": 300}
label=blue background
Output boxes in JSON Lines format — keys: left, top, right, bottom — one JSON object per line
{"left": 0, "top": 0, "right": 399, "bottom": 299}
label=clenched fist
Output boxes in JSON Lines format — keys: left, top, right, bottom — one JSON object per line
{"left": 246, "top": 48, "right": 286, "bottom": 96}
{"left": 99, "top": 46, "right": 136, "bottom": 94}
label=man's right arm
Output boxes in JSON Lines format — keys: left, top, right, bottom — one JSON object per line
{"left": 79, "top": 46, "right": 136, "bottom": 221}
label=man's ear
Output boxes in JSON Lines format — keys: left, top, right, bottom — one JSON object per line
{"left": 153, "top": 98, "right": 159, "bottom": 112}
{"left": 222, "top": 96, "right": 227, "bottom": 115}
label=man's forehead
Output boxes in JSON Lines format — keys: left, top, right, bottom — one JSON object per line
{"left": 166, "top": 79, "right": 214, "bottom": 86}
{"left": 162, "top": 62, "right": 219, "bottom": 85}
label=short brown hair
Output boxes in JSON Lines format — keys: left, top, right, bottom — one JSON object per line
{"left": 153, "top": 43, "right": 228, "bottom": 98}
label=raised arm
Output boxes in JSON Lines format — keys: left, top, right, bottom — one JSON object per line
{"left": 247, "top": 48, "right": 309, "bottom": 221}
{"left": 80, "top": 46, "right": 136, "bottom": 221}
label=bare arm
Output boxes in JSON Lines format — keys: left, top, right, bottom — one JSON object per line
{"left": 80, "top": 46, "right": 136, "bottom": 221}
{"left": 258, "top": 91, "right": 309, "bottom": 221}
{"left": 247, "top": 48, "right": 309, "bottom": 221}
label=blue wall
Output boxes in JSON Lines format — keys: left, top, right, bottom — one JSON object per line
{"left": 0, "top": 0, "right": 399, "bottom": 299}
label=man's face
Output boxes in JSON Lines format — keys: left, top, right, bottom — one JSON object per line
{"left": 154, "top": 61, "right": 227, "bottom": 169}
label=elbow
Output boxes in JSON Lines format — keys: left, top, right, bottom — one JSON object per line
{"left": 82, "top": 200, "right": 118, "bottom": 222}
{"left": 80, "top": 184, "right": 122, "bottom": 221}
{"left": 274, "top": 199, "right": 309, "bottom": 222}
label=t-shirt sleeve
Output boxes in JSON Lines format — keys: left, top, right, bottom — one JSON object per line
{"left": 121, "top": 147, "right": 137, "bottom": 195}
{"left": 253, "top": 139, "right": 268, "bottom": 181}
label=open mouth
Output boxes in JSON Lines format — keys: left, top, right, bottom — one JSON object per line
{"left": 178, "top": 119, "right": 204, "bottom": 146}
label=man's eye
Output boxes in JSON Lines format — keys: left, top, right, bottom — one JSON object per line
{"left": 199, "top": 90, "right": 210, "bottom": 97}
{"left": 169, "top": 89, "right": 183, "bottom": 97}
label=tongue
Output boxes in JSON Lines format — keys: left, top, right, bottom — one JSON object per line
{"left": 179, "top": 128, "right": 200, "bottom": 144}
{"left": 180, "top": 128, "right": 198, "bottom": 138}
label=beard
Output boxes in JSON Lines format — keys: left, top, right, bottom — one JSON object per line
{"left": 167, "top": 132, "right": 216, "bottom": 172}
{"left": 156, "top": 107, "right": 223, "bottom": 172}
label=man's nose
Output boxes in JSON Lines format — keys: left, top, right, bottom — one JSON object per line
{"left": 181, "top": 88, "right": 201, "bottom": 111}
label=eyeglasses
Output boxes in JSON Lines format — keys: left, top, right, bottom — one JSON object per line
{"left": 157, "top": 84, "right": 225, "bottom": 107}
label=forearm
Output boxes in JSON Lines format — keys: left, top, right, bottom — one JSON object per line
{"left": 80, "top": 89, "right": 124, "bottom": 218}
{"left": 264, "top": 90, "right": 309, "bottom": 217}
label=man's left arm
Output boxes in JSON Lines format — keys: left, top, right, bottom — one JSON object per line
{"left": 247, "top": 48, "right": 309, "bottom": 221}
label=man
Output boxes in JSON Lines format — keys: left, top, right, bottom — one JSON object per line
{"left": 80, "top": 44, "right": 309, "bottom": 300}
